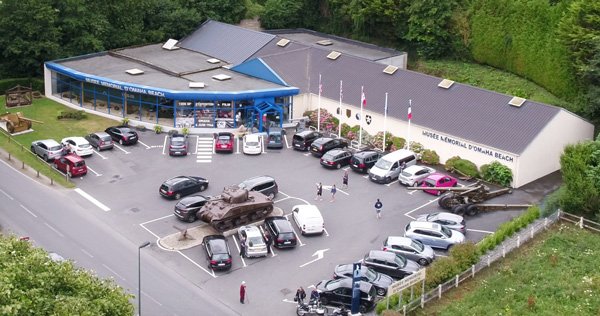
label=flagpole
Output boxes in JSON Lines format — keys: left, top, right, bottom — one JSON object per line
{"left": 318, "top": 74, "right": 322, "bottom": 132}
{"left": 339, "top": 80, "right": 343, "bottom": 139}
{"left": 383, "top": 93, "right": 388, "bottom": 151}
{"left": 359, "top": 86, "right": 364, "bottom": 147}
{"left": 407, "top": 99, "right": 412, "bottom": 150}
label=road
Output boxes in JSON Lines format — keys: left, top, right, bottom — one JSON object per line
{"left": 0, "top": 158, "right": 239, "bottom": 316}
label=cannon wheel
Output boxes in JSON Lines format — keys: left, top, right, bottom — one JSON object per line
{"left": 466, "top": 204, "right": 479, "bottom": 216}
{"left": 452, "top": 205, "right": 466, "bottom": 216}
{"left": 27, "top": 120, "right": 32, "bottom": 129}
{"left": 438, "top": 194, "right": 455, "bottom": 209}
{"left": 6, "top": 121, "right": 14, "bottom": 133}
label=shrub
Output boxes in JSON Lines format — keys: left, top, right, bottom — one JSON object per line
{"left": 420, "top": 149, "right": 440, "bottom": 165}
{"left": 167, "top": 129, "right": 178, "bottom": 135}
{"left": 373, "top": 131, "right": 394, "bottom": 151}
{"left": 57, "top": 110, "right": 86, "bottom": 120}
{"left": 308, "top": 108, "right": 338, "bottom": 132}
{"left": 409, "top": 141, "right": 424, "bottom": 157}
{"left": 181, "top": 127, "right": 190, "bottom": 135}
{"left": 136, "top": 125, "right": 146, "bottom": 131}
{"left": 381, "top": 310, "right": 402, "bottom": 316}
{"left": 390, "top": 136, "right": 406, "bottom": 152}
{"left": 120, "top": 117, "right": 130, "bottom": 126}
{"left": 480, "top": 161, "right": 513, "bottom": 187}
{"left": 153, "top": 125, "right": 162, "bottom": 133}
{"left": 425, "top": 257, "right": 460, "bottom": 288}
{"left": 449, "top": 241, "right": 479, "bottom": 270}
{"left": 0, "top": 77, "right": 45, "bottom": 94}
{"left": 445, "top": 156, "right": 479, "bottom": 178}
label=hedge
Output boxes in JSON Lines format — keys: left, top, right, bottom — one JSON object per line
{"left": 0, "top": 78, "right": 44, "bottom": 95}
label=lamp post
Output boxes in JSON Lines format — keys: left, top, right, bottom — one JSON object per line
{"left": 138, "top": 241, "right": 151, "bottom": 316}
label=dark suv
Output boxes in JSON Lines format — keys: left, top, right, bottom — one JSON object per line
{"left": 320, "top": 149, "right": 352, "bottom": 169}
{"left": 174, "top": 195, "right": 209, "bottom": 222}
{"left": 310, "top": 138, "right": 348, "bottom": 157}
{"left": 238, "top": 175, "right": 278, "bottom": 199}
{"left": 363, "top": 250, "right": 419, "bottom": 279}
{"left": 292, "top": 130, "right": 322, "bottom": 151}
{"left": 315, "top": 278, "right": 377, "bottom": 313}
{"left": 350, "top": 150, "right": 383, "bottom": 173}
{"left": 264, "top": 216, "right": 297, "bottom": 248}
{"left": 159, "top": 176, "right": 209, "bottom": 200}
{"left": 202, "top": 235, "right": 232, "bottom": 270}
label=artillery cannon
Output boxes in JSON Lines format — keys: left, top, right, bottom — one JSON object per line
{"left": 0, "top": 112, "right": 43, "bottom": 134}
{"left": 407, "top": 180, "right": 531, "bottom": 216}
{"left": 197, "top": 185, "right": 274, "bottom": 232}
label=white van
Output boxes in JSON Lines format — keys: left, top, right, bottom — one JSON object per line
{"left": 292, "top": 205, "right": 324, "bottom": 235}
{"left": 368, "top": 149, "right": 417, "bottom": 184}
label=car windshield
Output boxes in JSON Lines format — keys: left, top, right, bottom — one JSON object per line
{"left": 441, "top": 225, "right": 452, "bottom": 238}
{"left": 218, "top": 136, "right": 231, "bottom": 143}
{"left": 119, "top": 128, "right": 132, "bottom": 133}
{"left": 411, "top": 240, "right": 424, "bottom": 252}
{"left": 424, "top": 179, "right": 437, "bottom": 187}
{"left": 426, "top": 213, "right": 439, "bottom": 221}
{"left": 280, "top": 232, "right": 295, "bottom": 239}
{"left": 325, "top": 279, "right": 341, "bottom": 290}
{"left": 172, "top": 139, "right": 185, "bottom": 146}
{"left": 248, "top": 236, "right": 264, "bottom": 246}
{"left": 246, "top": 141, "right": 259, "bottom": 146}
{"left": 394, "top": 254, "right": 407, "bottom": 267}
{"left": 364, "top": 268, "right": 377, "bottom": 281}
{"left": 322, "top": 153, "right": 334, "bottom": 160}
{"left": 73, "top": 161, "right": 85, "bottom": 167}
{"left": 212, "top": 253, "right": 229, "bottom": 260}
{"left": 401, "top": 169, "right": 414, "bottom": 177}
{"left": 49, "top": 145, "right": 63, "bottom": 151}
{"left": 79, "top": 143, "right": 91, "bottom": 148}
{"left": 374, "top": 159, "right": 392, "bottom": 170}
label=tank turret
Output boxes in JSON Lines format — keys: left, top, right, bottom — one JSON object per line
{"left": 197, "top": 185, "right": 274, "bottom": 232}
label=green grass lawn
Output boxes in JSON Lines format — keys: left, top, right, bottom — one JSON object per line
{"left": 0, "top": 95, "right": 119, "bottom": 187}
{"left": 412, "top": 223, "right": 600, "bottom": 316}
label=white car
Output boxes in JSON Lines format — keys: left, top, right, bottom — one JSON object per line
{"left": 238, "top": 225, "right": 268, "bottom": 258}
{"left": 61, "top": 137, "right": 93, "bottom": 157}
{"left": 292, "top": 205, "right": 324, "bottom": 235}
{"left": 398, "top": 165, "right": 435, "bottom": 187}
{"left": 242, "top": 134, "right": 262, "bottom": 155}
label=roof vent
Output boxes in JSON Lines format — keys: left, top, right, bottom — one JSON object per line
{"left": 327, "top": 51, "right": 341, "bottom": 60}
{"left": 189, "top": 82, "right": 205, "bottom": 88}
{"left": 125, "top": 69, "right": 144, "bottom": 75}
{"left": 508, "top": 96, "right": 526, "bottom": 107}
{"left": 438, "top": 79, "right": 455, "bottom": 89}
{"left": 277, "top": 39, "right": 290, "bottom": 47}
{"left": 317, "top": 40, "right": 333, "bottom": 46}
{"left": 162, "top": 39, "right": 179, "bottom": 50}
{"left": 383, "top": 65, "right": 398, "bottom": 75}
{"left": 212, "top": 74, "right": 231, "bottom": 81}
{"left": 207, "top": 58, "right": 220, "bottom": 64}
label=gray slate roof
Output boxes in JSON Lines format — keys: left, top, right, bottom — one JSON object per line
{"left": 179, "top": 19, "right": 275, "bottom": 65}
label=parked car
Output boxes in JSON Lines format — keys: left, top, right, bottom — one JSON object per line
{"left": 31, "top": 139, "right": 64, "bottom": 161}
{"left": 382, "top": 236, "right": 436, "bottom": 266}
{"left": 173, "top": 195, "right": 210, "bottom": 223}
{"left": 310, "top": 137, "right": 348, "bottom": 157}
{"left": 215, "top": 132, "right": 234, "bottom": 153}
{"left": 266, "top": 127, "right": 285, "bottom": 149}
{"left": 159, "top": 176, "right": 209, "bottom": 200}
{"left": 48, "top": 252, "right": 66, "bottom": 263}
{"left": 333, "top": 264, "right": 393, "bottom": 296}
{"left": 264, "top": 216, "right": 297, "bottom": 248}
{"left": 404, "top": 221, "right": 465, "bottom": 250}
{"left": 349, "top": 150, "right": 383, "bottom": 173}
{"left": 398, "top": 165, "right": 435, "bottom": 187}
{"left": 320, "top": 149, "right": 352, "bottom": 169}
{"left": 85, "top": 132, "right": 114, "bottom": 151}
{"left": 292, "top": 205, "right": 324, "bottom": 235}
{"left": 315, "top": 279, "right": 377, "bottom": 313}
{"left": 53, "top": 154, "right": 87, "bottom": 177}
{"left": 61, "top": 137, "right": 93, "bottom": 157}
{"left": 363, "top": 250, "right": 419, "bottom": 279}
{"left": 422, "top": 173, "right": 458, "bottom": 195}
{"left": 238, "top": 175, "right": 278, "bottom": 199}
{"left": 415, "top": 212, "right": 466, "bottom": 233}
{"left": 104, "top": 126, "right": 138, "bottom": 145}
{"left": 242, "top": 134, "right": 262, "bottom": 155}
{"left": 368, "top": 150, "right": 417, "bottom": 184}
{"left": 238, "top": 225, "right": 268, "bottom": 258}
{"left": 292, "top": 130, "right": 322, "bottom": 151}
{"left": 169, "top": 134, "right": 189, "bottom": 156}
{"left": 202, "top": 235, "right": 232, "bottom": 270}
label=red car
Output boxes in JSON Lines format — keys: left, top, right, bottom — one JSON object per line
{"left": 215, "top": 132, "right": 234, "bottom": 153}
{"left": 53, "top": 154, "right": 87, "bottom": 177}
{"left": 422, "top": 173, "right": 457, "bottom": 195}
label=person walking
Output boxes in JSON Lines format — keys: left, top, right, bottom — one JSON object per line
{"left": 239, "top": 235, "right": 247, "bottom": 258}
{"left": 315, "top": 182, "right": 323, "bottom": 201}
{"left": 264, "top": 230, "right": 272, "bottom": 254}
{"left": 295, "top": 286, "right": 306, "bottom": 305}
{"left": 375, "top": 198, "right": 383, "bottom": 219}
{"left": 240, "top": 281, "right": 246, "bottom": 304}
{"left": 342, "top": 170, "right": 349, "bottom": 189}
{"left": 330, "top": 184, "right": 337, "bottom": 202}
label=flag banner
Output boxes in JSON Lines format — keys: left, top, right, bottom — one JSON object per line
{"left": 319, "top": 76, "right": 322, "bottom": 94}
{"left": 340, "top": 81, "right": 343, "bottom": 101}
{"left": 361, "top": 88, "right": 366, "bottom": 107}
{"left": 408, "top": 102, "right": 412, "bottom": 120}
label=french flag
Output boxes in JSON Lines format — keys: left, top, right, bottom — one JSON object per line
{"left": 408, "top": 101, "right": 412, "bottom": 121}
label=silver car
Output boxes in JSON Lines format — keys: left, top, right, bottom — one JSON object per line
{"left": 31, "top": 139, "right": 65, "bottom": 161}
{"left": 383, "top": 236, "right": 435, "bottom": 266}
{"left": 404, "top": 221, "right": 465, "bottom": 250}
{"left": 85, "top": 132, "right": 114, "bottom": 151}
{"left": 237, "top": 226, "right": 268, "bottom": 258}
{"left": 415, "top": 212, "right": 466, "bottom": 234}
{"left": 398, "top": 165, "right": 435, "bottom": 187}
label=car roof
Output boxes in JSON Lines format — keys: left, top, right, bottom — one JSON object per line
{"left": 354, "top": 150, "right": 380, "bottom": 158}
{"left": 171, "top": 134, "right": 186, "bottom": 139}
{"left": 294, "top": 205, "right": 322, "bottom": 217}
{"left": 386, "top": 236, "right": 414, "bottom": 246}
{"left": 295, "top": 130, "right": 317, "bottom": 137}
{"left": 239, "top": 225, "right": 262, "bottom": 237}
{"left": 240, "top": 175, "right": 274, "bottom": 186}
{"left": 323, "top": 279, "right": 372, "bottom": 292}
{"left": 426, "top": 173, "right": 447, "bottom": 180}
{"left": 404, "top": 165, "right": 427, "bottom": 172}
{"left": 266, "top": 216, "right": 293, "bottom": 232}
{"left": 92, "top": 131, "right": 111, "bottom": 138}
{"left": 335, "top": 264, "right": 369, "bottom": 274}
{"left": 63, "top": 136, "right": 88, "bottom": 144}
{"left": 408, "top": 221, "right": 442, "bottom": 230}
{"left": 179, "top": 195, "right": 207, "bottom": 204}
{"left": 63, "top": 154, "right": 84, "bottom": 162}
{"left": 165, "top": 176, "right": 190, "bottom": 185}
{"left": 204, "top": 235, "right": 228, "bottom": 252}
{"left": 245, "top": 134, "right": 260, "bottom": 141}
{"left": 428, "top": 212, "right": 463, "bottom": 221}
{"left": 218, "top": 132, "right": 234, "bottom": 136}
{"left": 37, "top": 139, "right": 60, "bottom": 146}
{"left": 367, "top": 250, "right": 397, "bottom": 260}
{"left": 325, "top": 149, "right": 348, "bottom": 155}
{"left": 313, "top": 137, "right": 333, "bottom": 144}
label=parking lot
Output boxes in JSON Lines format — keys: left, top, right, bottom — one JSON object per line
{"left": 64, "top": 128, "right": 536, "bottom": 315}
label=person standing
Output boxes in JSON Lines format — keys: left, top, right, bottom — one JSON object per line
{"left": 239, "top": 235, "right": 247, "bottom": 258}
{"left": 295, "top": 286, "right": 306, "bottom": 305}
{"left": 315, "top": 182, "right": 323, "bottom": 201}
{"left": 342, "top": 171, "right": 349, "bottom": 189}
{"left": 330, "top": 184, "right": 337, "bottom": 202}
{"left": 240, "top": 281, "right": 246, "bottom": 304}
{"left": 375, "top": 199, "right": 383, "bottom": 219}
{"left": 401, "top": 161, "right": 407, "bottom": 172}
{"left": 264, "top": 230, "right": 272, "bottom": 254}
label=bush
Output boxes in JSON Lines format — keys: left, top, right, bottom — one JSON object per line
{"left": 57, "top": 110, "right": 86, "bottom": 120}
{"left": 476, "top": 206, "right": 540, "bottom": 255}
{"left": 409, "top": 141, "right": 424, "bottom": 158}
{"left": 420, "top": 149, "right": 440, "bottom": 165}
{"left": 445, "top": 156, "right": 479, "bottom": 178}
{"left": 308, "top": 108, "right": 338, "bottom": 132}
{"left": 425, "top": 257, "right": 460, "bottom": 288}
{"left": 381, "top": 310, "right": 402, "bottom": 316}
{"left": 153, "top": 125, "right": 162, "bottom": 133}
{"left": 0, "top": 77, "right": 44, "bottom": 94}
{"left": 390, "top": 136, "right": 406, "bottom": 152}
{"left": 167, "top": 129, "right": 178, "bottom": 135}
{"left": 136, "top": 125, "right": 146, "bottom": 131}
{"left": 449, "top": 241, "right": 479, "bottom": 270}
{"left": 480, "top": 161, "right": 513, "bottom": 187}
{"left": 373, "top": 131, "right": 394, "bottom": 151}
{"left": 181, "top": 127, "right": 190, "bottom": 135}
{"left": 120, "top": 117, "right": 130, "bottom": 126}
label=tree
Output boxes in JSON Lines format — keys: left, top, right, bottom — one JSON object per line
{"left": 404, "top": 0, "right": 457, "bottom": 58}
{"left": 261, "top": 0, "right": 320, "bottom": 30}
{"left": 0, "top": 235, "right": 135, "bottom": 315}
{"left": 181, "top": 0, "right": 247, "bottom": 24}
{"left": 345, "top": 0, "right": 406, "bottom": 41}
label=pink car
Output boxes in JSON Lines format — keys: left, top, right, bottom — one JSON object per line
{"left": 422, "top": 173, "right": 457, "bottom": 195}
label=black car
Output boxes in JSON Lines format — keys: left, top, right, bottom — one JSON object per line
{"left": 174, "top": 195, "right": 209, "bottom": 223}
{"left": 104, "top": 126, "right": 138, "bottom": 145}
{"left": 310, "top": 138, "right": 348, "bottom": 157}
{"left": 169, "top": 134, "right": 189, "bottom": 156}
{"left": 333, "top": 264, "right": 393, "bottom": 296}
{"left": 349, "top": 150, "right": 383, "bottom": 173}
{"left": 363, "top": 250, "right": 420, "bottom": 279}
{"left": 315, "top": 279, "right": 377, "bottom": 313}
{"left": 320, "top": 149, "right": 352, "bottom": 169}
{"left": 238, "top": 175, "right": 278, "bottom": 199}
{"left": 264, "top": 216, "right": 297, "bottom": 248}
{"left": 202, "top": 235, "right": 232, "bottom": 271}
{"left": 292, "top": 130, "right": 322, "bottom": 151}
{"left": 159, "top": 176, "right": 209, "bottom": 199}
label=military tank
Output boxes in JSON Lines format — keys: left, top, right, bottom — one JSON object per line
{"left": 197, "top": 185, "right": 274, "bottom": 232}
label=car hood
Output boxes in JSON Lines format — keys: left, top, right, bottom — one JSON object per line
{"left": 369, "top": 166, "right": 387, "bottom": 177}
{"left": 374, "top": 273, "right": 394, "bottom": 287}
{"left": 404, "top": 260, "right": 420, "bottom": 273}
{"left": 449, "top": 230, "right": 465, "bottom": 244}
{"left": 421, "top": 244, "right": 436, "bottom": 260}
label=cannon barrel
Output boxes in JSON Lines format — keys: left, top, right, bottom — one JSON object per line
{"left": 406, "top": 186, "right": 485, "bottom": 192}
{"left": 18, "top": 117, "right": 44, "bottom": 124}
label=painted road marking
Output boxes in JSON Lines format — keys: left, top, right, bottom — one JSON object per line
{"left": 232, "top": 234, "right": 247, "bottom": 267}
{"left": 138, "top": 141, "right": 151, "bottom": 149}
{"left": 113, "top": 144, "right": 130, "bottom": 154}
{"left": 93, "top": 150, "right": 108, "bottom": 159}
{"left": 87, "top": 166, "right": 101, "bottom": 177}
{"left": 80, "top": 248, "right": 94, "bottom": 258}
{"left": 74, "top": 188, "right": 111, "bottom": 211}
{"left": 45, "top": 223, "right": 65, "bottom": 237}
{"left": 0, "top": 188, "right": 14, "bottom": 200}
{"left": 385, "top": 179, "right": 399, "bottom": 186}
{"left": 103, "top": 264, "right": 126, "bottom": 281}
{"left": 404, "top": 198, "right": 440, "bottom": 219}
{"left": 467, "top": 228, "right": 494, "bottom": 234}
{"left": 20, "top": 204, "right": 37, "bottom": 218}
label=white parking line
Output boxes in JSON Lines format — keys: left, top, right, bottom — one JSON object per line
{"left": 322, "top": 185, "right": 349, "bottom": 196}
{"left": 404, "top": 198, "right": 440, "bottom": 219}
{"left": 363, "top": 174, "right": 369, "bottom": 179}
{"left": 141, "top": 290, "right": 163, "bottom": 306}
{"left": 140, "top": 214, "right": 173, "bottom": 226}
{"left": 80, "top": 248, "right": 94, "bottom": 258}
{"left": 385, "top": 180, "right": 399, "bottom": 186}
{"left": 343, "top": 167, "right": 350, "bottom": 171}
{"left": 93, "top": 150, "right": 108, "bottom": 159}
{"left": 284, "top": 214, "right": 304, "bottom": 246}
{"left": 284, "top": 134, "right": 291, "bottom": 148}
{"left": 196, "top": 159, "right": 211, "bottom": 163}
{"left": 20, "top": 204, "right": 37, "bottom": 218}
{"left": 113, "top": 144, "right": 130, "bottom": 154}
{"left": 323, "top": 228, "right": 330, "bottom": 237}
{"left": 231, "top": 234, "right": 247, "bottom": 267}
{"left": 196, "top": 155, "right": 212, "bottom": 159}
{"left": 74, "top": 188, "right": 111, "bottom": 211}
{"left": 303, "top": 152, "right": 311, "bottom": 156}
{"left": 44, "top": 223, "right": 64, "bottom": 237}
{"left": 407, "top": 190, "right": 417, "bottom": 195}
{"left": 138, "top": 140, "right": 151, "bottom": 149}
{"left": 193, "top": 136, "right": 199, "bottom": 154}
{"left": 86, "top": 166, "right": 101, "bottom": 177}
{"left": 162, "top": 136, "right": 168, "bottom": 155}
{"left": 467, "top": 228, "right": 494, "bottom": 234}
{"left": 0, "top": 188, "right": 14, "bottom": 200}
{"left": 103, "top": 263, "right": 126, "bottom": 281}
{"left": 176, "top": 250, "right": 216, "bottom": 278}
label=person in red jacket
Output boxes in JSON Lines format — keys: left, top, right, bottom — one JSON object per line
{"left": 240, "top": 281, "right": 246, "bottom": 304}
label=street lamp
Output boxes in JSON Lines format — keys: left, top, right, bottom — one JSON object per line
{"left": 138, "top": 241, "right": 151, "bottom": 316}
